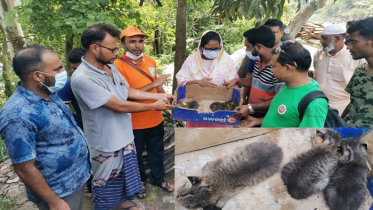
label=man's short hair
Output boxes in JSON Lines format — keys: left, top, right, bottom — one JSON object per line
{"left": 253, "top": 26, "right": 275, "bottom": 48}
{"left": 12, "top": 45, "right": 52, "bottom": 82}
{"left": 264, "top": 19, "right": 284, "bottom": 31}
{"left": 68, "top": 47, "right": 86, "bottom": 64}
{"left": 346, "top": 21, "right": 354, "bottom": 29}
{"left": 81, "top": 23, "right": 120, "bottom": 50}
{"left": 347, "top": 17, "right": 373, "bottom": 40}
{"left": 275, "top": 42, "right": 311, "bottom": 72}
{"left": 243, "top": 28, "right": 257, "bottom": 46}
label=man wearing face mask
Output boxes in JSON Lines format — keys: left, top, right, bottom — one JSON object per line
{"left": 114, "top": 26, "right": 174, "bottom": 198}
{"left": 57, "top": 47, "right": 86, "bottom": 130}
{"left": 225, "top": 28, "right": 259, "bottom": 104}
{"left": 0, "top": 45, "right": 90, "bottom": 210}
{"left": 226, "top": 26, "right": 285, "bottom": 127}
{"left": 71, "top": 24, "right": 175, "bottom": 210}
{"left": 312, "top": 24, "right": 364, "bottom": 115}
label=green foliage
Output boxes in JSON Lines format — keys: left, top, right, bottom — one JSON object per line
{"left": 0, "top": 138, "right": 8, "bottom": 163}
{"left": 14, "top": 0, "right": 142, "bottom": 66}
{"left": 211, "top": 0, "right": 291, "bottom": 21}
{"left": 311, "top": 0, "right": 372, "bottom": 22}
{"left": 0, "top": 196, "right": 16, "bottom": 210}
{"left": 182, "top": 1, "right": 256, "bottom": 58}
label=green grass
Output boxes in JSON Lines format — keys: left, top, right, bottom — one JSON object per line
{"left": 0, "top": 197, "right": 16, "bottom": 210}
{"left": 0, "top": 138, "right": 8, "bottom": 163}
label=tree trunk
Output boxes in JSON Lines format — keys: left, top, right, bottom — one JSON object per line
{"left": 65, "top": 35, "right": 74, "bottom": 76}
{"left": 288, "top": 0, "right": 328, "bottom": 38}
{"left": 173, "top": 0, "right": 187, "bottom": 93}
{"left": 0, "top": 0, "right": 25, "bottom": 57}
{"left": 1, "top": 29, "right": 14, "bottom": 98}
{"left": 153, "top": 24, "right": 161, "bottom": 55}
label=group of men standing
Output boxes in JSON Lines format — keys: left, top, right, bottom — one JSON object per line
{"left": 0, "top": 24, "right": 174, "bottom": 210}
{"left": 228, "top": 17, "right": 373, "bottom": 128}
{"left": 1, "top": 16, "right": 373, "bottom": 210}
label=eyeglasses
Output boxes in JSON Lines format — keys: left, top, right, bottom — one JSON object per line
{"left": 94, "top": 43, "right": 120, "bottom": 54}
{"left": 203, "top": 47, "right": 221, "bottom": 52}
{"left": 272, "top": 47, "right": 298, "bottom": 67}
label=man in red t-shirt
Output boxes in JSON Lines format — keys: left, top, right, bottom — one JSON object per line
{"left": 114, "top": 27, "right": 173, "bottom": 198}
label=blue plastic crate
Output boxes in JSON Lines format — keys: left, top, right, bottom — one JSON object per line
{"left": 172, "top": 85, "right": 241, "bottom": 126}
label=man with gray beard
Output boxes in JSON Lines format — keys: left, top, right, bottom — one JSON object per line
{"left": 312, "top": 24, "right": 364, "bottom": 115}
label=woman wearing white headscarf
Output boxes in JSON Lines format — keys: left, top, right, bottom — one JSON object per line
{"left": 176, "top": 30, "right": 238, "bottom": 127}
{"left": 176, "top": 30, "right": 237, "bottom": 87}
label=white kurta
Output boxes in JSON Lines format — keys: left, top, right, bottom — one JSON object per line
{"left": 313, "top": 46, "right": 365, "bottom": 115}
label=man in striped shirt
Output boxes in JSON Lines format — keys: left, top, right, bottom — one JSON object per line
{"left": 234, "top": 26, "right": 285, "bottom": 126}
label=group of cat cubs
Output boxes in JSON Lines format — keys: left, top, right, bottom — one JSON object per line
{"left": 176, "top": 129, "right": 369, "bottom": 210}
{"left": 282, "top": 129, "right": 369, "bottom": 210}
{"left": 177, "top": 99, "right": 237, "bottom": 112}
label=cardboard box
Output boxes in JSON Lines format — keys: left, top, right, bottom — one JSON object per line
{"left": 172, "top": 85, "right": 241, "bottom": 125}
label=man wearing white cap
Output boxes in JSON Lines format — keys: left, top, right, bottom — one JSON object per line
{"left": 313, "top": 24, "right": 364, "bottom": 115}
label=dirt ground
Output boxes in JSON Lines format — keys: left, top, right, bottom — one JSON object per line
{"left": 0, "top": 158, "right": 175, "bottom": 210}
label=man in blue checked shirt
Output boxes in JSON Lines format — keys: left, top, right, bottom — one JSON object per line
{"left": 0, "top": 45, "right": 90, "bottom": 210}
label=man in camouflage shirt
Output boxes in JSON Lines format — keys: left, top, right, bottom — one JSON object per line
{"left": 342, "top": 17, "right": 373, "bottom": 127}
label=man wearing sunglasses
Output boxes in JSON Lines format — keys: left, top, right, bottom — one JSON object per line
{"left": 114, "top": 26, "right": 174, "bottom": 198}
{"left": 71, "top": 23, "right": 175, "bottom": 210}
{"left": 234, "top": 42, "right": 328, "bottom": 127}
{"left": 312, "top": 24, "right": 364, "bottom": 116}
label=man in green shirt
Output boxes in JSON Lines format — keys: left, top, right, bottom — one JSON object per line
{"left": 342, "top": 18, "right": 373, "bottom": 127}
{"left": 234, "top": 42, "right": 328, "bottom": 127}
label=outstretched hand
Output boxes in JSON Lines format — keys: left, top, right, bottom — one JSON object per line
{"left": 197, "top": 78, "right": 218, "bottom": 88}
{"left": 158, "top": 93, "right": 176, "bottom": 105}
{"left": 154, "top": 99, "right": 174, "bottom": 111}
{"left": 153, "top": 74, "right": 171, "bottom": 87}
{"left": 223, "top": 78, "right": 239, "bottom": 89}
{"left": 233, "top": 105, "right": 250, "bottom": 118}
{"left": 239, "top": 116, "right": 263, "bottom": 127}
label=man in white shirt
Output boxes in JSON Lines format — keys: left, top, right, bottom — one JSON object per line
{"left": 312, "top": 24, "right": 365, "bottom": 115}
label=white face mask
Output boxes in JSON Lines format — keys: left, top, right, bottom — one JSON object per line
{"left": 202, "top": 48, "right": 221, "bottom": 59}
{"left": 246, "top": 51, "right": 260, "bottom": 60}
{"left": 39, "top": 70, "right": 68, "bottom": 93}
{"left": 125, "top": 51, "right": 144, "bottom": 61}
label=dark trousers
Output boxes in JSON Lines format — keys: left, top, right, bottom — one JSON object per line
{"left": 133, "top": 122, "right": 165, "bottom": 186}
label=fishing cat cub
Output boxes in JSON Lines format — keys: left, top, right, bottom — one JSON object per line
{"left": 281, "top": 129, "right": 342, "bottom": 199}
{"left": 324, "top": 137, "right": 369, "bottom": 210}
{"left": 177, "top": 142, "right": 283, "bottom": 210}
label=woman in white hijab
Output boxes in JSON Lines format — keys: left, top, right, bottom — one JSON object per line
{"left": 176, "top": 30, "right": 237, "bottom": 87}
{"left": 176, "top": 30, "right": 238, "bottom": 127}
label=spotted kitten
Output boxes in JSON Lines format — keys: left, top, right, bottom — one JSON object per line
{"left": 281, "top": 129, "right": 342, "bottom": 199}
{"left": 324, "top": 137, "right": 369, "bottom": 210}
{"left": 177, "top": 142, "right": 283, "bottom": 210}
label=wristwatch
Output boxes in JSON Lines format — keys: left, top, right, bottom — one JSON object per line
{"left": 247, "top": 104, "right": 255, "bottom": 114}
